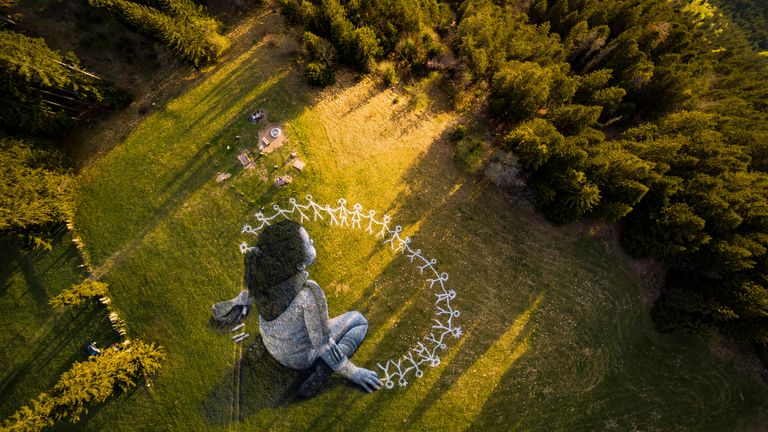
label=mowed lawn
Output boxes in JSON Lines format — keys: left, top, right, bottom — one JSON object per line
{"left": 63, "top": 12, "right": 768, "bottom": 432}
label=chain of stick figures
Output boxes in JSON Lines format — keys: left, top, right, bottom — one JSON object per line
{"left": 239, "top": 195, "right": 462, "bottom": 389}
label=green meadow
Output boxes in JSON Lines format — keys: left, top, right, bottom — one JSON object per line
{"left": 2, "top": 10, "right": 767, "bottom": 432}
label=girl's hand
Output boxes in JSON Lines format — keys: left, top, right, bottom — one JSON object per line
{"left": 351, "top": 368, "right": 383, "bottom": 393}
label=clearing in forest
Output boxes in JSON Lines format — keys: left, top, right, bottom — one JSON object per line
{"left": 19, "top": 9, "right": 768, "bottom": 432}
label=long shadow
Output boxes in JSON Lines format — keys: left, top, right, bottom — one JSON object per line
{"left": 39, "top": 232, "right": 82, "bottom": 279}
{"left": 16, "top": 248, "right": 52, "bottom": 313}
{"left": 1, "top": 229, "right": 80, "bottom": 299}
{"left": 191, "top": 27, "right": 290, "bottom": 111}
{"left": 151, "top": 64, "right": 548, "bottom": 430}
{"left": 80, "top": 15, "right": 300, "bottom": 266}
{"left": 91, "top": 70, "right": 300, "bottom": 276}
{"left": 270, "top": 129, "right": 539, "bottom": 430}
{"left": 52, "top": 384, "right": 144, "bottom": 432}
{"left": 70, "top": 12, "right": 582, "bottom": 430}
{"left": 0, "top": 228, "right": 118, "bottom": 417}
{"left": 195, "top": 100, "right": 485, "bottom": 430}
{"left": 0, "top": 237, "right": 21, "bottom": 297}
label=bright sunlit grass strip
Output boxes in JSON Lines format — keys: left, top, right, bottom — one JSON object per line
{"left": 413, "top": 293, "right": 543, "bottom": 431}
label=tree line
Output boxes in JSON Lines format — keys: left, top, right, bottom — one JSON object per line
{"left": 278, "top": 0, "right": 768, "bottom": 348}
{"left": 0, "top": 0, "right": 230, "bottom": 244}
{"left": 0, "top": 23, "right": 113, "bottom": 247}
{"left": 276, "top": 0, "right": 452, "bottom": 85}
{"left": 2, "top": 340, "right": 164, "bottom": 431}
{"left": 455, "top": 0, "right": 768, "bottom": 346}
{"left": 2, "top": 277, "right": 164, "bottom": 431}
{"left": 88, "top": 0, "right": 229, "bottom": 68}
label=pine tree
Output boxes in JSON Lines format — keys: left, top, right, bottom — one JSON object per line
{"left": 3, "top": 341, "right": 165, "bottom": 430}
{"left": 0, "top": 138, "right": 73, "bottom": 232}
{"left": 0, "top": 30, "right": 103, "bottom": 134}
{"left": 89, "top": 0, "right": 229, "bottom": 67}
{"left": 49, "top": 280, "right": 110, "bottom": 308}
{"left": 490, "top": 61, "right": 554, "bottom": 121}
{"left": 504, "top": 118, "right": 563, "bottom": 170}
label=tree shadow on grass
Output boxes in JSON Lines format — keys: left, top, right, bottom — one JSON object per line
{"left": 199, "top": 76, "right": 551, "bottom": 430}
{"left": 0, "top": 303, "right": 116, "bottom": 418}
{"left": 89, "top": 69, "right": 300, "bottom": 274}
{"left": 287, "top": 136, "right": 547, "bottom": 430}
{"left": 16, "top": 247, "right": 53, "bottom": 313}
{"left": 53, "top": 383, "right": 144, "bottom": 432}
{"left": 0, "top": 237, "right": 21, "bottom": 297}
{"left": 81, "top": 27, "right": 302, "bottom": 267}
{"left": 39, "top": 235, "right": 83, "bottom": 284}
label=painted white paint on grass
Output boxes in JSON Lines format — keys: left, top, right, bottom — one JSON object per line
{"left": 240, "top": 195, "right": 463, "bottom": 389}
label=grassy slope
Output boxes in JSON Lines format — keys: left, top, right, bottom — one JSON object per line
{"left": 61, "top": 10, "right": 768, "bottom": 432}
{"left": 0, "top": 233, "right": 116, "bottom": 420}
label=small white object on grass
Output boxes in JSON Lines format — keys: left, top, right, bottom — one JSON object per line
{"left": 230, "top": 323, "right": 245, "bottom": 333}
{"left": 231, "top": 332, "right": 246, "bottom": 340}
{"left": 234, "top": 333, "right": 250, "bottom": 343}
{"left": 227, "top": 145, "right": 231, "bottom": 150}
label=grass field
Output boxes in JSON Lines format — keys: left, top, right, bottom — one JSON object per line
{"left": 3, "top": 7, "right": 768, "bottom": 432}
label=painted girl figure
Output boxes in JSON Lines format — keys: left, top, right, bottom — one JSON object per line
{"left": 244, "top": 220, "right": 382, "bottom": 396}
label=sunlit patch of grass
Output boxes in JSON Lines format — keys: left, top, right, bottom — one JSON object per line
{"left": 413, "top": 293, "right": 542, "bottom": 430}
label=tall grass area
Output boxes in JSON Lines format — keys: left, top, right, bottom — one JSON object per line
{"left": 57, "top": 16, "right": 768, "bottom": 432}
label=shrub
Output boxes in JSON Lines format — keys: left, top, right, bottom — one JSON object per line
{"left": 485, "top": 150, "right": 525, "bottom": 188}
{"left": 304, "top": 61, "right": 336, "bottom": 87}
{"left": 303, "top": 31, "right": 334, "bottom": 63}
{"left": 49, "top": 280, "right": 109, "bottom": 308}
{"left": 380, "top": 64, "right": 396, "bottom": 87}
{"left": 455, "top": 138, "right": 485, "bottom": 174}
{"left": 350, "top": 26, "right": 382, "bottom": 72}
{"left": 448, "top": 125, "right": 467, "bottom": 142}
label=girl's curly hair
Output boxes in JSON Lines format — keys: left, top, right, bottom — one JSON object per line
{"left": 244, "top": 220, "right": 309, "bottom": 319}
